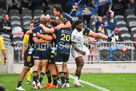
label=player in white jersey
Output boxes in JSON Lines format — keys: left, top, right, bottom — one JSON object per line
{"left": 71, "top": 20, "right": 86, "bottom": 87}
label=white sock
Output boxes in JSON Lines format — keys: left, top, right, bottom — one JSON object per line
{"left": 74, "top": 76, "right": 79, "bottom": 82}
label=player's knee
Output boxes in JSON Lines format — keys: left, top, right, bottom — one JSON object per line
{"left": 80, "top": 62, "right": 84, "bottom": 68}
{"left": 23, "top": 67, "right": 30, "bottom": 73}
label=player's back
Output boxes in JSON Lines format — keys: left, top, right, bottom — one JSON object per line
{"left": 56, "top": 28, "right": 72, "bottom": 53}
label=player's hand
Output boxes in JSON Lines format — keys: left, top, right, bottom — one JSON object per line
{"left": 55, "top": 24, "right": 64, "bottom": 30}
{"left": 6, "top": 27, "right": 11, "bottom": 30}
{"left": 39, "top": 24, "right": 44, "bottom": 27}
{"left": 33, "top": 16, "right": 37, "bottom": 20}
{"left": 22, "top": 54, "right": 24, "bottom": 60}
{"left": 37, "top": 32, "right": 41, "bottom": 38}
{"left": 4, "top": 59, "right": 7, "bottom": 65}
{"left": 81, "top": 51, "right": 86, "bottom": 55}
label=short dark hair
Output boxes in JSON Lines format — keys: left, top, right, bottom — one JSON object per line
{"left": 30, "top": 22, "right": 34, "bottom": 25}
{"left": 50, "top": 20, "right": 57, "bottom": 27}
{"left": 72, "top": 20, "right": 82, "bottom": 30}
{"left": 54, "top": 4, "right": 63, "bottom": 13}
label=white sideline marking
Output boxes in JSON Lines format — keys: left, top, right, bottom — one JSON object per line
{"left": 69, "top": 75, "right": 110, "bottom": 91}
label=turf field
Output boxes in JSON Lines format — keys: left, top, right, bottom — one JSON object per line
{"left": 0, "top": 73, "right": 136, "bottom": 91}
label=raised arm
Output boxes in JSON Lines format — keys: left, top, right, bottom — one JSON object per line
{"left": 39, "top": 24, "right": 55, "bottom": 33}
{"left": 55, "top": 21, "right": 72, "bottom": 30}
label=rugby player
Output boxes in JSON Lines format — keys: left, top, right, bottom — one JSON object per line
{"left": 16, "top": 22, "right": 34, "bottom": 90}
{"left": 0, "top": 36, "right": 7, "bottom": 67}
{"left": 40, "top": 18, "right": 70, "bottom": 88}
{"left": 31, "top": 16, "right": 54, "bottom": 89}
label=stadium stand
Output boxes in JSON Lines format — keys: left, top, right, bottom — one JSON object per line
{"left": 0, "top": 0, "right": 135, "bottom": 63}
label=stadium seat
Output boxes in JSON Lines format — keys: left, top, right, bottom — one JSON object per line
{"left": 22, "top": 20, "right": 31, "bottom": 26}
{"left": 119, "top": 27, "right": 129, "bottom": 32}
{"left": 130, "top": 27, "right": 136, "bottom": 33}
{"left": 125, "top": 9, "right": 135, "bottom": 16}
{"left": 10, "top": 15, "right": 20, "bottom": 20}
{"left": 13, "top": 35, "right": 23, "bottom": 39}
{"left": 116, "top": 18, "right": 124, "bottom": 21}
{"left": 100, "top": 49, "right": 110, "bottom": 61}
{"left": 126, "top": 15, "right": 136, "bottom": 19}
{"left": 117, "top": 21, "right": 126, "bottom": 27}
{"left": 46, "top": 9, "right": 54, "bottom": 15}
{"left": 112, "top": 49, "right": 123, "bottom": 61}
{"left": 120, "top": 33, "right": 131, "bottom": 41}
{"left": 115, "top": 15, "right": 124, "bottom": 19}
{"left": 128, "top": 21, "right": 136, "bottom": 28}
{"left": 9, "top": 9, "right": 19, "bottom": 13}
{"left": 11, "top": 21, "right": 21, "bottom": 26}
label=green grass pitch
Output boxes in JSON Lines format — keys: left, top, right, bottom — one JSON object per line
{"left": 0, "top": 73, "right": 136, "bottom": 91}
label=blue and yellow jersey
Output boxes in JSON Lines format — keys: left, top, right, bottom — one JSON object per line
{"left": 55, "top": 28, "right": 72, "bottom": 53}
{"left": 23, "top": 34, "right": 34, "bottom": 54}
{"left": 96, "top": 21, "right": 105, "bottom": 34}
{"left": 32, "top": 26, "right": 51, "bottom": 49}
{"left": 60, "top": 12, "right": 74, "bottom": 24}
{"left": 0, "top": 36, "right": 5, "bottom": 64}
{"left": 60, "top": 12, "right": 91, "bottom": 36}
{"left": 23, "top": 34, "right": 29, "bottom": 45}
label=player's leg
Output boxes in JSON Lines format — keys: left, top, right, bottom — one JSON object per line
{"left": 26, "top": 69, "right": 31, "bottom": 84}
{"left": 47, "top": 64, "right": 58, "bottom": 89}
{"left": 66, "top": 69, "right": 70, "bottom": 87}
{"left": 55, "top": 52, "right": 66, "bottom": 88}
{"left": 32, "top": 60, "right": 40, "bottom": 89}
{"left": 74, "top": 56, "right": 84, "bottom": 87}
{"left": 63, "top": 64, "right": 70, "bottom": 88}
{"left": 43, "top": 66, "right": 53, "bottom": 88}
{"left": 16, "top": 53, "right": 34, "bottom": 90}
{"left": 16, "top": 67, "right": 30, "bottom": 90}
{"left": 37, "top": 59, "right": 48, "bottom": 89}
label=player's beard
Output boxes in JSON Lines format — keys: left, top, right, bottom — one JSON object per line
{"left": 77, "top": 28, "right": 82, "bottom": 32}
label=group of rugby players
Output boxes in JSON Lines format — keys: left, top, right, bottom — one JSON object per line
{"left": 16, "top": 4, "right": 114, "bottom": 90}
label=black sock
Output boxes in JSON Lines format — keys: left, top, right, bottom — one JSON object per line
{"left": 39, "top": 72, "right": 45, "bottom": 84}
{"left": 33, "top": 71, "right": 38, "bottom": 82}
{"left": 66, "top": 78, "right": 69, "bottom": 83}
{"left": 46, "top": 71, "right": 52, "bottom": 83}
{"left": 57, "top": 77, "right": 60, "bottom": 81}
{"left": 52, "top": 75, "right": 57, "bottom": 86}
{"left": 58, "top": 72, "right": 65, "bottom": 84}
{"left": 17, "top": 81, "right": 22, "bottom": 87}
{"left": 64, "top": 72, "right": 67, "bottom": 79}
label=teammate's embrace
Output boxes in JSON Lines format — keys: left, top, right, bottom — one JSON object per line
{"left": 31, "top": 15, "right": 54, "bottom": 90}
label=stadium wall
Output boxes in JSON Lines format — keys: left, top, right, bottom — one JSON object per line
{"left": 1, "top": 46, "right": 136, "bottom": 73}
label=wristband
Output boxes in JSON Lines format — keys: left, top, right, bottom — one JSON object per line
{"left": 108, "top": 37, "right": 112, "bottom": 41}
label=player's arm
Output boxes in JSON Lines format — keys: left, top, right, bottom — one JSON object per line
{"left": 22, "top": 44, "right": 27, "bottom": 60}
{"left": 55, "top": 21, "right": 71, "bottom": 30}
{"left": 22, "top": 34, "right": 29, "bottom": 60}
{"left": 33, "top": 37, "right": 51, "bottom": 44}
{"left": 0, "top": 37, "right": 7, "bottom": 65}
{"left": 26, "top": 29, "right": 33, "bottom": 35}
{"left": 52, "top": 33, "right": 56, "bottom": 39}
{"left": 39, "top": 24, "right": 55, "bottom": 33}
{"left": 72, "top": 42, "right": 86, "bottom": 55}
{"left": 36, "top": 32, "right": 53, "bottom": 41}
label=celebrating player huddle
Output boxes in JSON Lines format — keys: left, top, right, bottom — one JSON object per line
{"left": 16, "top": 4, "right": 114, "bottom": 90}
